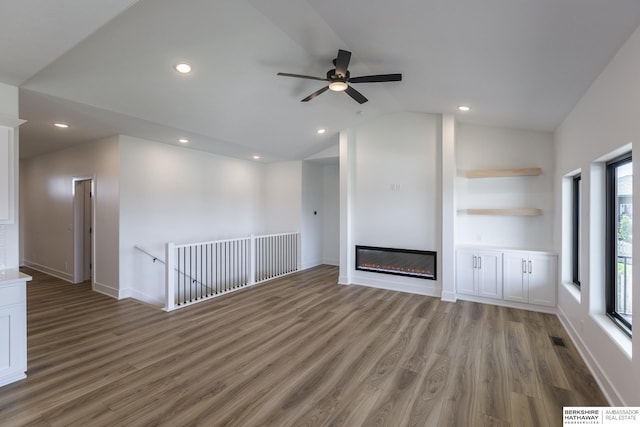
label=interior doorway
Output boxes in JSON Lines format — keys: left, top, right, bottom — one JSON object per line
{"left": 73, "top": 178, "right": 94, "bottom": 284}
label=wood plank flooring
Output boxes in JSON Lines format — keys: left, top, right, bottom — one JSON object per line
{"left": 0, "top": 266, "right": 606, "bottom": 426}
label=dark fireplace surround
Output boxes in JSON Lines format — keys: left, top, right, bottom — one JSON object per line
{"left": 355, "top": 245, "right": 437, "bottom": 280}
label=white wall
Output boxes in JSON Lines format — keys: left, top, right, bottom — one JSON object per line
{"left": 554, "top": 24, "right": 640, "bottom": 406}
{"left": 301, "top": 161, "right": 323, "bottom": 269}
{"left": 0, "top": 82, "right": 20, "bottom": 269}
{"left": 322, "top": 163, "right": 339, "bottom": 265}
{"left": 456, "top": 123, "right": 554, "bottom": 250}
{"left": 118, "top": 136, "right": 264, "bottom": 304}
{"left": 262, "top": 161, "right": 302, "bottom": 234}
{"left": 21, "top": 136, "right": 120, "bottom": 295}
{"left": 341, "top": 112, "right": 441, "bottom": 295}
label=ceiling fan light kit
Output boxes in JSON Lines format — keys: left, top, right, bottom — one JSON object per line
{"left": 278, "top": 49, "right": 402, "bottom": 104}
{"left": 328, "top": 81, "right": 348, "bottom": 92}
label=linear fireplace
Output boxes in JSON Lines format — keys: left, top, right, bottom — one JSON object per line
{"left": 355, "top": 245, "right": 437, "bottom": 280}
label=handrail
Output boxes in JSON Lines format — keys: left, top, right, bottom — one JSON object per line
{"left": 134, "top": 245, "right": 165, "bottom": 264}
{"left": 172, "top": 232, "right": 298, "bottom": 249}
{"left": 135, "top": 245, "right": 212, "bottom": 298}
{"left": 173, "top": 236, "right": 250, "bottom": 249}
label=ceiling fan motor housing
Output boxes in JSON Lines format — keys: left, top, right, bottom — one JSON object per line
{"left": 327, "top": 69, "right": 349, "bottom": 82}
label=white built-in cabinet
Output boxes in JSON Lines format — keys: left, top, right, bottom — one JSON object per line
{"left": 0, "top": 271, "right": 31, "bottom": 387}
{"left": 503, "top": 251, "right": 557, "bottom": 307}
{"left": 456, "top": 247, "right": 557, "bottom": 309}
{"left": 456, "top": 249, "right": 503, "bottom": 299}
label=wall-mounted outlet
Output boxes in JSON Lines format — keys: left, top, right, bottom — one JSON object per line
{"left": 390, "top": 183, "right": 401, "bottom": 191}
{"left": 65, "top": 262, "right": 68, "bottom": 272}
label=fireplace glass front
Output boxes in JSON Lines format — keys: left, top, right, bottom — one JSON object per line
{"left": 355, "top": 245, "right": 436, "bottom": 280}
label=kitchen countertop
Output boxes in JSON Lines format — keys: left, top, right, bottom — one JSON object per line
{"left": 0, "top": 269, "right": 32, "bottom": 284}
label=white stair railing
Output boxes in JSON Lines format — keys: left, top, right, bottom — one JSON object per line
{"left": 165, "top": 232, "right": 300, "bottom": 311}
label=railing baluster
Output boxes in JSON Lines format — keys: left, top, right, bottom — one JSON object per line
{"left": 215, "top": 242, "right": 219, "bottom": 295}
{"left": 182, "top": 247, "right": 185, "bottom": 304}
{"left": 226, "top": 241, "right": 228, "bottom": 290}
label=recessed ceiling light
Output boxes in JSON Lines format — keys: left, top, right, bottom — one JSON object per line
{"left": 178, "top": 138, "right": 189, "bottom": 144}
{"left": 252, "top": 155, "right": 261, "bottom": 160}
{"left": 458, "top": 105, "right": 471, "bottom": 112}
{"left": 175, "top": 63, "right": 192, "bottom": 74}
{"left": 317, "top": 128, "right": 326, "bottom": 135}
{"left": 54, "top": 123, "right": 69, "bottom": 128}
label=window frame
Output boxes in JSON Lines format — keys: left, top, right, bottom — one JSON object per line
{"left": 605, "top": 153, "right": 633, "bottom": 336}
{"left": 572, "top": 174, "right": 581, "bottom": 287}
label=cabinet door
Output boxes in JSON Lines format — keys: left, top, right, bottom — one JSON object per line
{"left": 0, "top": 304, "right": 26, "bottom": 382}
{"left": 528, "top": 254, "right": 557, "bottom": 307}
{"left": 503, "top": 253, "right": 527, "bottom": 303}
{"left": 456, "top": 250, "right": 477, "bottom": 296}
{"left": 477, "top": 250, "right": 503, "bottom": 300}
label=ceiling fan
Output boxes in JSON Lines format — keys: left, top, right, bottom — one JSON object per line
{"left": 277, "top": 49, "right": 402, "bottom": 104}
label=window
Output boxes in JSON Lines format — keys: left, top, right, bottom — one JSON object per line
{"left": 572, "top": 174, "right": 581, "bottom": 287}
{"left": 606, "top": 154, "right": 632, "bottom": 335}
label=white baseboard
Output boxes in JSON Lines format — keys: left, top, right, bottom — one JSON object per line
{"left": 301, "top": 260, "right": 322, "bottom": 270}
{"left": 120, "top": 287, "right": 164, "bottom": 307}
{"left": 556, "top": 306, "right": 621, "bottom": 406}
{"left": 322, "top": 258, "right": 339, "bottom": 266}
{"left": 93, "top": 281, "right": 119, "bottom": 299}
{"left": 456, "top": 293, "right": 556, "bottom": 314}
{"left": 0, "top": 371, "right": 26, "bottom": 388}
{"left": 440, "top": 291, "right": 457, "bottom": 302}
{"left": 22, "top": 260, "right": 73, "bottom": 283}
{"left": 350, "top": 273, "right": 441, "bottom": 297}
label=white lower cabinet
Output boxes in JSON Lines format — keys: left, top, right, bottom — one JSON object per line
{"left": 503, "top": 251, "right": 557, "bottom": 307}
{"left": 456, "top": 249, "right": 503, "bottom": 299}
{"left": 0, "top": 272, "right": 30, "bottom": 388}
{"left": 457, "top": 247, "right": 557, "bottom": 309}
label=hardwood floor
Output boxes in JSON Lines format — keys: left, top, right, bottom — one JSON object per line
{"left": 0, "top": 266, "right": 606, "bottom": 426}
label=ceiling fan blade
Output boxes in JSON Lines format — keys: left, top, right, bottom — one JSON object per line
{"left": 345, "top": 86, "right": 368, "bottom": 104}
{"left": 334, "top": 49, "right": 351, "bottom": 77}
{"left": 349, "top": 73, "right": 403, "bottom": 83}
{"left": 301, "top": 86, "right": 330, "bottom": 102}
{"left": 277, "top": 72, "right": 327, "bottom": 81}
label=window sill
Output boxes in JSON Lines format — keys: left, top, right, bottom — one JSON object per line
{"left": 591, "top": 313, "right": 632, "bottom": 360}
{"left": 562, "top": 281, "right": 581, "bottom": 304}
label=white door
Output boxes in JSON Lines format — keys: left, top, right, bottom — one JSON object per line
{"left": 477, "top": 250, "right": 503, "bottom": 300}
{"left": 503, "top": 252, "right": 528, "bottom": 303}
{"left": 456, "top": 249, "right": 477, "bottom": 296}
{"left": 528, "top": 254, "right": 557, "bottom": 307}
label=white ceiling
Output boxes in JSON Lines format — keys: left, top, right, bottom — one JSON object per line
{"left": 4, "top": 0, "right": 640, "bottom": 160}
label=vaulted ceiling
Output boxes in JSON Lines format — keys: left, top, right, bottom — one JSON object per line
{"left": 4, "top": 0, "right": 640, "bottom": 160}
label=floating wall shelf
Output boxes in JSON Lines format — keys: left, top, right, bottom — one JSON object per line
{"left": 458, "top": 208, "right": 543, "bottom": 216}
{"left": 463, "top": 167, "right": 542, "bottom": 179}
